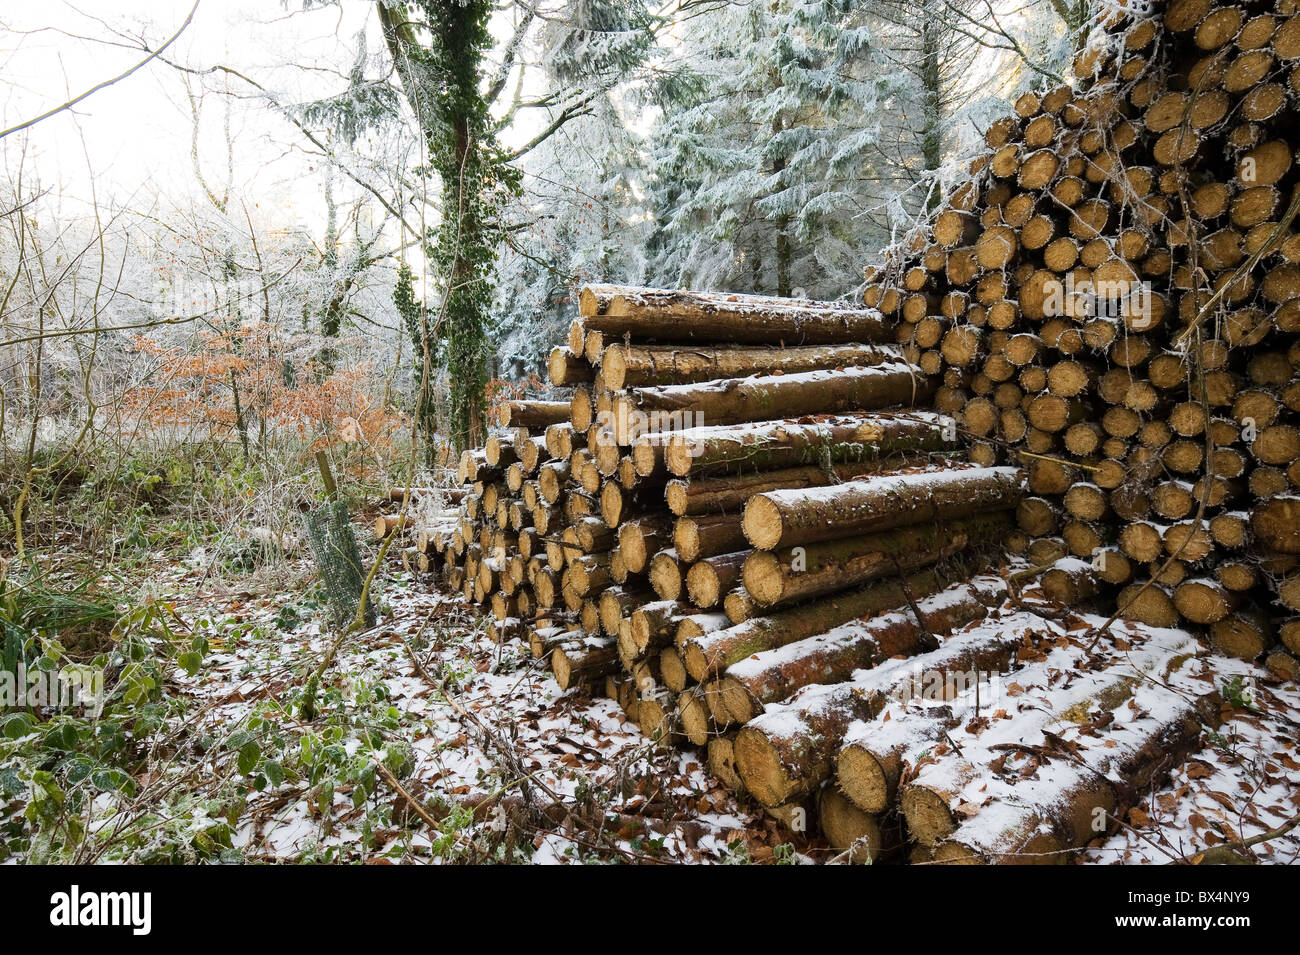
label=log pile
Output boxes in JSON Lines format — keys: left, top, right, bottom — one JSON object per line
{"left": 412, "top": 0, "right": 1296, "bottom": 862}
{"left": 424, "top": 288, "right": 1033, "bottom": 830}
{"left": 373, "top": 487, "right": 462, "bottom": 579}
{"left": 427, "top": 288, "right": 991, "bottom": 664}
{"left": 868, "top": 0, "right": 1300, "bottom": 678}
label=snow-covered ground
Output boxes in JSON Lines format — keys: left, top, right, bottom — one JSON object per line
{"left": 166, "top": 561, "right": 786, "bottom": 864}
{"left": 159, "top": 553, "right": 1299, "bottom": 865}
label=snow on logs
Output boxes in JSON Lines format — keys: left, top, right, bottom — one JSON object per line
{"left": 661, "top": 412, "right": 957, "bottom": 476}
{"left": 578, "top": 283, "right": 894, "bottom": 345}
{"left": 741, "top": 465, "right": 1023, "bottom": 550}
{"left": 607, "top": 364, "right": 933, "bottom": 443}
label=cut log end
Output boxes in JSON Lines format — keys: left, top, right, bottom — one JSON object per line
{"left": 837, "top": 744, "right": 891, "bottom": 815}
{"left": 734, "top": 727, "right": 797, "bottom": 807}
{"left": 741, "top": 494, "right": 783, "bottom": 550}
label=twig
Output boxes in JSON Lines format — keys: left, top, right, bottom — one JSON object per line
{"left": 1178, "top": 811, "right": 1300, "bottom": 866}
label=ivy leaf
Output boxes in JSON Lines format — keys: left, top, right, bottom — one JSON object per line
{"left": 42, "top": 724, "right": 78, "bottom": 751}
{"left": 90, "top": 768, "right": 132, "bottom": 793}
{"left": 0, "top": 767, "right": 24, "bottom": 796}
{"left": 0, "top": 713, "right": 36, "bottom": 739}
{"left": 63, "top": 757, "right": 94, "bottom": 784}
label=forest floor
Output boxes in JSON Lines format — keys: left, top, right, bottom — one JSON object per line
{"left": 6, "top": 512, "right": 1299, "bottom": 865}
{"left": 159, "top": 553, "right": 785, "bottom": 864}
{"left": 154, "top": 530, "right": 1300, "bottom": 865}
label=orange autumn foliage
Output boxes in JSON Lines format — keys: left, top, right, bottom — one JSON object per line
{"left": 122, "top": 323, "right": 407, "bottom": 474}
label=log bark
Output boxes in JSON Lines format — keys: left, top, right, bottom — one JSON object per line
{"left": 501, "top": 400, "right": 569, "bottom": 430}
{"left": 932, "top": 688, "right": 1217, "bottom": 864}
{"left": 552, "top": 635, "right": 619, "bottom": 690}
{"left": 579, "top": 284, "right": 894, "bottom": 345}
{"left": 682, "top": 566, "right": 959, "bottom": 681}
{"left": 611, "top": 364, "right": 932, "bottom": 444}
{"left": 902, "top": 638, "right": 1206, "bottom": 849}
{"left": 742, "top": 466, "right": 1022, "bottom": 550}
{"left": 664, "top": 412, "right": 956, "bottom": 476}
{"left": 601, "top": 341, "right": 902, "bottom": 389}
{"left": 741, "top": 513, "right": 1011, "bottom": 608}
{"left": 733, "top": 618, "right": 1037, "bottom": 807}
{"left": 665, "top": 461, "right": 902, "bottom": 516}
{"left": 673, "top": 513, "right": 749, "bottom": 562}
{"left": 716, "top": 577, "right": 998, "bottom": 724}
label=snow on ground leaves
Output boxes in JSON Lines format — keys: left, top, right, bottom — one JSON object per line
{"left": 163, "top": 557, "right": 780, "bottom": 864}
{"left": 157, "top": 550, "right": 1300, "bottom": 865}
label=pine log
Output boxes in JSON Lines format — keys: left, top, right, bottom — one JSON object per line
{"left": 611, "top": 364, "right": 931, "bottom": 444}
{"left": 547, "top": 346, "right": 594, "bottom": 386}
{"left": 931, "top": 683, "right": 1216, "bottom": 863}
{"left": 716, "top": 576, "right": 999, "bottom": 724}
{"left": 664, "top": 412, "right": 955, "bottom": 476}
{"left": 685, "top": 550, "right": 749, "bottom": 609}
{"left": 742, "top": 465, "right": 1022, "bottom": 550}
{"left": 601, "top": 341, "right": 902, "bottom": 389}
{"left": 501, "top": 400, "right": 569, "bottom": 430}
{"left": 552, "top": 635, "right": 619, "bottom": 690}
{"left": 902, "top": 636, "right": 1206, "bottom": 849}
{"left": 1251, "top": 495, "right": 1300, "bottom": 553}
{"left": 733, "top": 615, "right": 1040, "bottom": 807}
{"left": 818, "top": 785, "right": 902, "bottom": 864}
{"left": 579, "top": 284, "right": 893, "bottom": 345}
{"left": 674, "top": 513, "right": 749, "bottom": 562}
{"left": 682, "top": 566, "right": 959, "bottom": 682}
{"left": 741, "top": 512, "right": 1011, "bottom": 608}
{"left": 664, "top": 459, "right": 896, "bottom": 516}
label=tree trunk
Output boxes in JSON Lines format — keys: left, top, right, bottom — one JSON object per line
{"left": 665, "top": 459, "right": 899, "bottom": 516}
{"left": 733, "top": 618, "right": 1035, "bottom": 807}
{"left": 664, "top": 411, "right": 955, "bottom": 477}
{"left": 682, "top": 566, "right": 961, "bottom": 681}
{"left": 716, "top": 577, "right": 997, "bottom": 724}
{"left": 741, "top": 512, "right": 1011, "bottom": 608}
{"left": 601, "top": 341, "right": 901, "bottom": 389}
{"left": 501, "top": 400, "right": 569, "bottom": 429}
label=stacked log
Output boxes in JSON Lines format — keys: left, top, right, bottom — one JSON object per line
{"left": 415, "top": 0, "right": 1297, "bottom": 862}
{"left": 424, "top": 285, "right": 1040, "bottom": 849}
{"left": 728, "top": 604, "right": 1219, "bottom": 864}
{"left": 896, "top": 633, "right": 1219, "bottom": 864}
{"left": 864, "top": 0, "right": 1300, "bottom": 677}
{"left": 374, "top": 489, "right": 461, "bottom": 579}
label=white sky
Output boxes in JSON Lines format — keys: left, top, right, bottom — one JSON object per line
{"left": 0, "top": 0, "right": 384, "bottom": 232}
